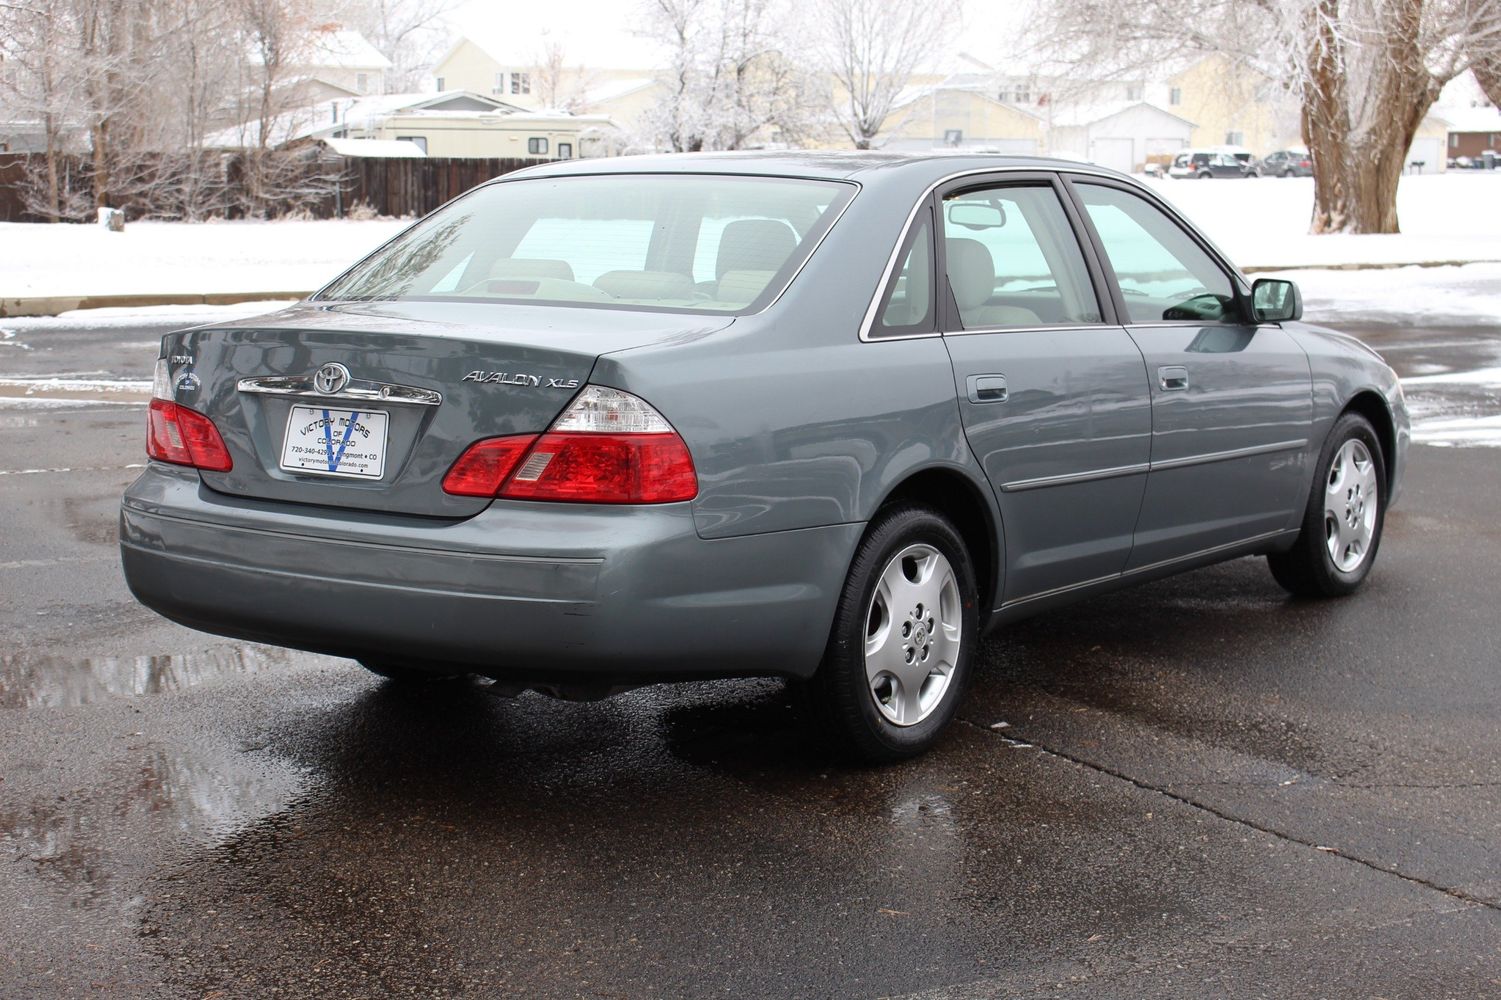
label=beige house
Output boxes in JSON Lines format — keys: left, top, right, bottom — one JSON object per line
{"left": 295, "top": 28, "right": 392, "bottom": 97}
{"left": 845, "top": 84, "right": 1045, "bottom": 153}
{"left": 211, "top": 91, "right": 610, "bottom": 160}
{"left": 1144, "top": 55, "right": 1291, "bottom": 153}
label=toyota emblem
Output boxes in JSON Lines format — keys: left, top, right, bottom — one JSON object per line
{"left": 313, "top": 362, "right": 351, "bottom": 395}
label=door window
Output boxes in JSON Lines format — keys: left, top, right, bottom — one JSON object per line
{"left": 1074, "top": 183, "right": 1239, "bottom": 324}
{"left": 940, "top": 184, "right": 1102, "bottom": 329}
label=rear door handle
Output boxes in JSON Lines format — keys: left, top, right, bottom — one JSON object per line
{"left": 966, "top": 374, "right": 1008, "bottom": 403}
{"left": 1158, "top": 366, "right": 1189, "bottom": 391}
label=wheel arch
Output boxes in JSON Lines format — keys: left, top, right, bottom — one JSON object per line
{"left": 868, "top": 465, "right": 1003, "bottom": 622}
{"left": 1341, "top": 389, "right": 1398, "bottom": 493}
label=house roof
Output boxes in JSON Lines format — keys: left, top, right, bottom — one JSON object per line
{"left": 1442, "top": 105, "right": 1501, "bottom": 133}
{"left": 579, "top": 77, "right": 658, "bottom": 107}
{"left": 322, "top": 137, "right": 426, "bottom": 157}
{"left": 1048, "top": 99, "right": 1196, "bottom": 129}
{"left": 306, "top": 29, "right": 392, "bottom": 71}
{"left": 889, "top": 83, "right": 1045, "bottom": 122}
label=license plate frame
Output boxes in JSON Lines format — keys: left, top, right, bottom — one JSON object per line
{"left": 279, "top": 404, "right": 390, "bottom": 480}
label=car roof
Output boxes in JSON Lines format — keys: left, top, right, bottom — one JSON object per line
{"left": 504, "top": 150, "right": 1136, "bottom": 186}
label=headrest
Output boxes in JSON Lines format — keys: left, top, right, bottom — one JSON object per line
{"left": 593, "top": 269, "right": 697, "bottom": 301}
{"left": 716, "top": 219, "right": 797, "bottom": 279}
{"left": 488, "top": 257, "right": 575, "bottom": 282}
{"left": 716, "top": 270, "right": 775, "bottom": 305}
{"left": 945, "top": 238, "right": 995, "bottom": 310}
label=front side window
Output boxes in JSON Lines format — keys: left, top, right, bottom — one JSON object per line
{"left": 1074, "top": 182, "right": 1238, "bottom": 324}
{"left": 318, "top": 174, "right": 854, "bottom": 315}
{"left": 940, "top": 184, "right": 1102, "bottom": 330}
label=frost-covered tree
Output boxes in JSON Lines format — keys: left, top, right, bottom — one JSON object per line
{"left": 326, "top": 0, "right": 460, "bottom": 92}
{"left": 1026, "top": 0, "right": 1501, "bottom": 234}
{"left": 811, "top": 0, "right": 961, "bottom": 149}
{"left": 640, "top": 0, "right": 819, "bottom": 151}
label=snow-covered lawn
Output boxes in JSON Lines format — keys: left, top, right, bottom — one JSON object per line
{"left": 1141, "top": 171, "right": 1501, "bottom": 270}
{"left": 1, "top": 170, "right": 1499, "bottom": 302}
{"left": 1, "top": 218, "right": 407, "bottom": 299}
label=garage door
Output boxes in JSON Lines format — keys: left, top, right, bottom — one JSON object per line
{"left": 1407, "top": 137, "right": 1444, "bottom": 174}
{"left": 1090, "top": 137, "right": 1135, "bottom": 174}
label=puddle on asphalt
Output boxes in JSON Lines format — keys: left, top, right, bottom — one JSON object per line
{"left": 0, "top": 644, "right": 304, "bottom": 709}
{"left": 0, "top": 744, "right": 308, "bottom": 896}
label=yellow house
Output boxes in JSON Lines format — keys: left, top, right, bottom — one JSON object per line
{"left": 1147, "top": 55, "right": 1289, "bottom": 154}
{"left": 813, "top": 84, "right": 1046, "bottom": 153}
{"left": 432, "top": 37, "right": 650, "bottom": 113}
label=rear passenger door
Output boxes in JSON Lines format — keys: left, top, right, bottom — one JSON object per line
{"left": 1065, "top": 178, "right": 1313, "bottom": 569}
{"left": 934, "top": 174, "right": 1153, "bottom": 604}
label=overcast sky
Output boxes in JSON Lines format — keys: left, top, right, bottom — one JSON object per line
{"left": 447, "top": 0, "right": 1031, "bottom": 71}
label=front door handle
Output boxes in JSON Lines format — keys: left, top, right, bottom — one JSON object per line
{"left": 1158, "top": 366, "right": 1189, "bottom": 391}
{"left": 966, "top": 374, "right": 1008, "bottom": 403}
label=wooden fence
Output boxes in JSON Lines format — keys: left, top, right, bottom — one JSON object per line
{"left": 0, "top": 152, "right": 547, "bottom": 223}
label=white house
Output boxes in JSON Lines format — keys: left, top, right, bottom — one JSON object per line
{"left": 1046, "top": 100, "right": 1196, "bottom": 173}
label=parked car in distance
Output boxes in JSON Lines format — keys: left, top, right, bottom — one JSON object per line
{"left": 1167, "top": 149, "right": 1253, "bottom": 178}
{"left": 1259, "top": 149, "right": 1315, "bottom": 177}
{"left": 120, "top": 153, "right": 1409, "bottom": 762}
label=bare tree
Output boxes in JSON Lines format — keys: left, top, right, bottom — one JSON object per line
{"left": 328, "top": 0, "right": 461, "bottom": 92}
{"left": 812, "top": 0, "right": 960, "bottom": 149}
{"left": 1025, "top": 0, "right": 1501, "bottom": 234}
{"left": 639, "top": 0, "right": 819, "bottom": 151}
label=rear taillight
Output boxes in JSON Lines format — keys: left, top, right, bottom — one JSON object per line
{"left": 442, "top": 386, "right": 697, "bottom": 504}
{"left": 146, "top": 360, "right": 232, "bottom": 472}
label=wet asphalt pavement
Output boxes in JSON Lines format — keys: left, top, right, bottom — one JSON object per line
{"left": 2, "top": 316, "right": 1500, "bottom": 998}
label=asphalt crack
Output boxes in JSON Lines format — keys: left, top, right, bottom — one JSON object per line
{"left": 959, "top": 717, "right": 1501, "bottom": 914}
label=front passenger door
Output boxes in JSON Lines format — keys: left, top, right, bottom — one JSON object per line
{"left": 1068, "top": 179, "right": 1313, "bottom": 569}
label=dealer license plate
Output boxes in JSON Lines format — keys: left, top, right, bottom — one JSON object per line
{"left": 279, "top": 405, "right": 389, "bottom": 479}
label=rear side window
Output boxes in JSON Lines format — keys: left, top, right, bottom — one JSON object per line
{"left": 940, "top": 184, "right": 1102, "bottom": 329}
{"left": 1074, "top": 183, "right": 1238, "bottom": 324}
{"left": 319, "top": 174, "right": 854, "bottom": 315}
{"left": 873, "top": 209, "right": 935, "bottom": 336}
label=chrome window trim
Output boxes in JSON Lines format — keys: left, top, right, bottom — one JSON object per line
{"left": 943, "top": 323, "right": 1111, "bottom": 339}
{"left": 859, "top": 164, "right": 1185, "bottom": 343}
{"left": 238, "top": 375, "right": 443, "bottom": 406}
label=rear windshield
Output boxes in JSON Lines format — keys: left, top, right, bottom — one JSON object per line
{"left": 317, "top": 173, "right": 855, "bottom": 314}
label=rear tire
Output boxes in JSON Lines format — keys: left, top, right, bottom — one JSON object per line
{"left": 1268, "top": 412, "right": 1387, "bottom": 598}
{"left": 812, "top": 505, "right": 979, "bottom": 763}
{"left": 358, "top": 659, "right": 469, "bottom": 683}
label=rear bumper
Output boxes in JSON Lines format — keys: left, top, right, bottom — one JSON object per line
{"left": 120, "top": 464, "right": 861, "bottom": 681}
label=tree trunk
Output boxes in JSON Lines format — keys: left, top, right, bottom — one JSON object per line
{"left": 1303, "top": 0, "right": 1352, "bottom": 233}
{"left": 92, "top": 118, "right": 110, "bottom": 211}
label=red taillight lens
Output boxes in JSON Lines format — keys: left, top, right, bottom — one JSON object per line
{"left": 443, "top": 386, "right": 699, "bottom": 504}
{"left": 146, "top": 398, "right": 233, "bottom": 472}
{"left": 499, "top": 431, "right": 697, "bottom": 504}
{"left": 441, "top": 434, "right": 537, "bottom": 497}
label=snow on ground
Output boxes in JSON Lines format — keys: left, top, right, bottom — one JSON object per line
{"left": 0, "top": 300, "right": 297, "bottom": 332}
{"left": 1, "top": 219, "right": 406, "bottom": 298}
{"left": 2, "top": 171, "right": 1500, "bottom": 301}
{"left": 1264, "top": 262, "right": 1501, "bottom": 326}
{"left": 1141, "top": 171, "right": 1501, "bottom": 270}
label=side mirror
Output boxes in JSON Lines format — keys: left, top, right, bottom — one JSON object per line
{"left": 1251, "top": 278, "right": 1302, "bottom": 322}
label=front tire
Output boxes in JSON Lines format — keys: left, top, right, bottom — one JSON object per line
{"left": 812, "top": 505, "right": 979, "bottom": 763}
{"left": 1268, "top": 412, "right": 1387, "bottom": 597}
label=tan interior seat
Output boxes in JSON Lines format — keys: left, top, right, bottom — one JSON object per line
{"left": 716, "top": 219, "right": 798, "bottom": 280}
{"left": 945, "top": 237, "right": 1040, "bottom": 328}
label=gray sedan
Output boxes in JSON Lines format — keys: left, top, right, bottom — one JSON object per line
{"left": 120, "top": 153, "right": 1408, "bottom": 761}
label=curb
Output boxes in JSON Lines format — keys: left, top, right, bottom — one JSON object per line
{"left": 0, "top": 290, "right": 311, "bottom": 319}
{"left": 4, "top": 257, "right": 1500, "bottom": 317}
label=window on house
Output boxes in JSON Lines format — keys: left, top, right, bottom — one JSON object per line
{"left": 357, "top": 72, "right": 368, "bottom": 93}
{"left": 1225, "top": 131, "right": 1244, "bottom": 146}
{"left": 512, "top": 72, "right": 530, "bottom": 95}
{"left": 1013, "top": 87, "right": 1031, "bottom": 104}
{"left": 1125, "top": 83, "right": 1143, "bottom": 101}
{"left": 397, "top": 135, "right": 427, "bottom": 154}
{"left": 557, "top": 142, "right": 573, "bottom": 159}
{"left": 435, "top": 76, "right": 445, "bottom": 91}
{"left": 1450, "top": 134, "right": 1458, "bottom": 148}
{"left": 528, "top": 137, "right": 548, "bottom": 155}
{"left": 493, "top": 71, "right": 505, "bottom": 94}
{"left": 1169, "top": 87, "right": 1182, "bottom": 106}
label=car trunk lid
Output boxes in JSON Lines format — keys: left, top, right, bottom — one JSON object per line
{"left": 165, "top": 301, "right": 733, "bottom": 518}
